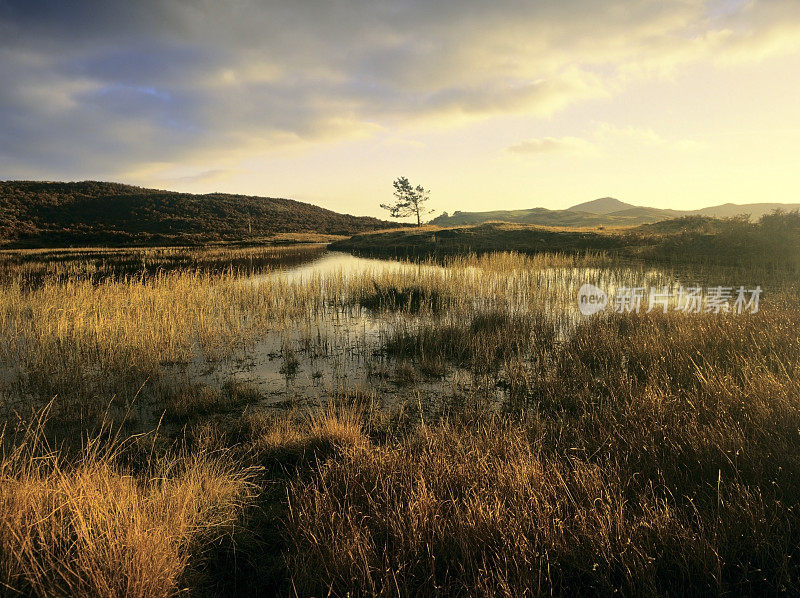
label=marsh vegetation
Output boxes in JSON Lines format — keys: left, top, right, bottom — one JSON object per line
{"left": 0, "top": 233, "right": 798, "bottom": 596}
{"left": 333, "top": 211, "right": 800, "bottom": 272}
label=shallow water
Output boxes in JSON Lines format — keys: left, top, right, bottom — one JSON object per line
{"left": 263, "top": 250, "right": 430, "bottom": 283}
{"left": 2, "top": 247, "right": 759, "bottom": 427}
{"left": 160, "top": 250, "right": 687, "bottom": 416}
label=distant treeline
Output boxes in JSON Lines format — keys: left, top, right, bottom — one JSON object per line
{"left": 0, "top": 180, "right": 393, "bottom": 247}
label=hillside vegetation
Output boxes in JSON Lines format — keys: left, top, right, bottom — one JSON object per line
{"left": 0, "top": 181, "right": 392, "bottom": 247}
{"left": 430, "top": 207, "right": 646, "bottom": 227}
{"left": 333, "top": 212, "right": 800, "bottom": 269}
{"left": 431, "top": 197, "right": 800, "bottom": 227}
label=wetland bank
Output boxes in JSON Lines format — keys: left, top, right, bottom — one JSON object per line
{"left": 1, "top": 235, "right": 800, "bottom": 596}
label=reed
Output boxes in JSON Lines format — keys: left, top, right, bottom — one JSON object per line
{"left": 0, "top": 413, "right": 253, "bottom": 597}
{"left": 284, "top": 307, "right": 800, "bottom": 596}
{"left": 0, "top": 243, "right": 798, "bottom": 595}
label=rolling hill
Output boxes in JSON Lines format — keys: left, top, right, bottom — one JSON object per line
{"left": 332, "top": 213, "right": 800, "bottom": 269}
{"left": 566, "top": 197, "right": 634, "bottom": 215}
{"left": 694, "top": 202, "right": 800, "bottom": 219}
{"left": 431, "top": 198, "right": 800, "bottom": 227}
{"left": 425, "top": 208, "right": 611, "bottom": 227}
{"left": 0, "top": 181, "right": 394, "bottom": 247}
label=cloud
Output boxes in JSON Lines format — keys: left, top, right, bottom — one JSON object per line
{"left": 594, "top": 123, "right": 666, "bottom": 145}
{"left": 507, "top": 136, "right": 594, "bottom": 155}
{"left": 506, "top": 122, "right": 705, "bottom": 159}
{"left": 171, "top": 168, "right": 241, "bottom": 185}
{"left": 593, "top": 122, "right": 705, "bottom": 151}
{"left": 1, "top": 0, "right": 799, "bottom": 179}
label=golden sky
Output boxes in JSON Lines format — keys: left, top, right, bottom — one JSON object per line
{"left": 2, "top": 0, "right": 800, "bottom": 218}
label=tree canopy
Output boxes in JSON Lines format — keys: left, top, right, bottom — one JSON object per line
{"left": 380, "top": 177, "right": 431, "bottom": 226}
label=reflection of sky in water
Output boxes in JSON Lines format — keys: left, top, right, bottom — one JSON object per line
{"left": 176, "top": 251, "right": 686, "bottom": 414}
{"left": 266, "top": 250, "right": 426, "bottom": 283}
{"left": 172, "top": 250, "right": 762, "bottom": 420}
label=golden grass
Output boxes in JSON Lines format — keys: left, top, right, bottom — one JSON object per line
{"left": 0, "top": 242, "right": 330, "bottom": 281}
{"left": 1, "top": 246, "right": 799, "bottom": 595}
{"left": 0, "top": 419, "right": 253, "bottom": 597}
{"left": 286, "top": 416, "right": 793, "bottom": 596}
{"left": 284, "top": 308, "right": 800, "bottom": 595}
{"left": 0, "top": 248, "right": 657, "bottom": 414}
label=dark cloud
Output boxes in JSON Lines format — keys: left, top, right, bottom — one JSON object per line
{"left": 1, "top": 0, "right": 799, "bottom": 179}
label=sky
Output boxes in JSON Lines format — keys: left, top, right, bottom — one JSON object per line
{"left": 1, "top": 0, "right": 800, "bottom": 219}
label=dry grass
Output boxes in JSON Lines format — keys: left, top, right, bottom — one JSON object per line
{"left": 1, "top": 245, "right": 799, "bottom": 595}
{"left": 0, "top": 247, "right": 660, "bottom": 421}
{"left": 0, "top": 416, "right": 253, "bottom": 597}
{"left": 286, "top": 416, "right": 798, "bottom": 596}
{"left": 0, "top": 242, "right": 330, "bottom": 282}
{"left": 284, "top": 308, "right": 800, "bottom": 596}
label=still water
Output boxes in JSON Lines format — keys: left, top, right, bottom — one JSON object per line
{"left": 164, "top": 249, "right": 681, "bottom": 414}
{"left": 267, "top": 250, "right": 425, "bottom": 282}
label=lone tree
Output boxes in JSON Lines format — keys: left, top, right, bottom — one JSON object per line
{"left": 381, "top": 177, "right": 431, "bottom": 226}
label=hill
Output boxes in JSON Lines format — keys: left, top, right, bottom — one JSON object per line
{"left": 694, "top": 202, "right": 800, "bottom": 219}
{"left": 566, "top": 197, "right": 632, "bottom": 214}
{"left": 432, "top": 203, "right": 669, "bottom": 227}
{"left": 430, "top": 198, "right": 800, "bottom": 227}
{"left": 332, "top": 213, "right": 800, "bottom": 270}
{"left": 0, "top": 181, "right": 393, "bottom": 247}
{"left": 426, "top": 207, "right": 610, "bottom": 227}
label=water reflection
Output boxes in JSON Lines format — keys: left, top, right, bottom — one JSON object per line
{"left": 261, "top": 250, "right": 432, "bottom": 283}
{"left": 168, "top": 250, "right": 684, "bottom": 414}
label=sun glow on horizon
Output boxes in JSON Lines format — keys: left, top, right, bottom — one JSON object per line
{"left": 2, "top": 1, "right": 800, "bottom": 218}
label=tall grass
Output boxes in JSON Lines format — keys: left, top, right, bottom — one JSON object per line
{"left": 1, "top": 245, "right": 799, "bottom": 595}
{"left": 0, "top": 249, "right": 671, "bottom": 417}
{"left": 0, "top": 414, "right": 253, "bottom": 597}
{"left": 0, "top": 242, "right": 329, "bottom": 283}
{"left": 284, "top": 308, "right": 800, "bottom": 596}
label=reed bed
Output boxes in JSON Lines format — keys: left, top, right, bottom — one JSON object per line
{"left": 0, "top": 243, "right": 329, "bottom": 282}
{"left": 0, "top": 414, "right": 254, "bottom": 597}
{"left": 0, "top": 245, "right": 798, "bottom": 595}
{"left": 0, "top": 250, "right": 672, "bottom": 411}
{"left": 284, "top": 307, "right": 800, "bottom": 596}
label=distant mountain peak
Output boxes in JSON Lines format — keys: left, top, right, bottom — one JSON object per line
{"left": 567, "top": 197, "right": 633, "bottom": 215}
